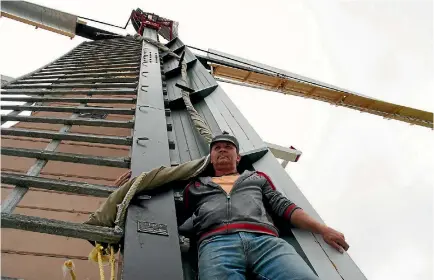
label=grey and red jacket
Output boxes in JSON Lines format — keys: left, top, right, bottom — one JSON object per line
{"left": 182, "top": 170, "right": 301, "bottom": 244}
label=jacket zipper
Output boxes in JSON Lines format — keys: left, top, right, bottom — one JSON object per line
{"left": 226, "top": 194, "right": 231, "bottom": 233}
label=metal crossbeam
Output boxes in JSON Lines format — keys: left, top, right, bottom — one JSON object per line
{"left": 23, "top": 71, "right": 139, "bottom": 79}
{"left": 1, "top": 89, "right": 136, "bottom": 95}
{"left": 1, "top": 173, "right": 114, "bottom": 197}
{"left": 0, "top": 105, "right": 135, "bottom": 115}
{"left": 1, "top": 128, "right": 133, "bottom": 145}
{"left": 3, "top": 82, "right": 138, "bottom": 89}
{"left": 1, "top": 213, "right": 122, "bottom": 244}
{"left": 57, "top": 54, "right": 139, "bottom": 63}
{"left": 0, "top": 115, "right": 134, "bottom": 128}
{"left": 32, "top": 66, "right": 140, "bottom": 76}
{"left": 64, "top": 51, "right": 141, "bottom": 60}
{"left": 1, "top": 147, "right": 130, "bottom": 167}
{"left": 71, "top": 47, "right": 141, "bottom": 56}
{"left": 43, "top": 64, "right": 139, "bottom": 72}
{"left": 13, "top": 77, "right": 138, "bottom": 84}
{"left": 0, "top": 97, "right": 136, "bottom": 104}
{"left": 51, "top": 59, "right": 140, "bottom": 67}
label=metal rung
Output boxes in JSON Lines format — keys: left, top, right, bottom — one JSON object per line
{"left": 1, "top": 213, "right": 122, "bottom": 244}
{"left": 0, "top": 105, "right": 135, "bottom": 115}
{"left": 64, "top": 51, "right": 141, "bottom": 60}
{"left": 4, "top": 82, "right": 138, "bottom": 90}
{"left": 25, "top": 71, "right": 139, "bottom": 80}
{"left": 1, "top": 88, "right": 136, "bottom": 95}
{"left": 15, "top": 76, "right": 138, "bottom": 84}
{"left": 51, "top": 59, "right": 140, "bottom": 68}
{"left": 32, "top": 67, "right": 140, "bottom": 76}
{"left": 71, "top": 48, "right": 142, "bottom": 57}
{"left": 1, "top": 172, "right": 114, "bottom": 197}
{"left": 74, "top": 43, "right": 141, "bottom": 50}
{"left": 1, "top": 147, "right": 131, "bottom": 168}
{"left": 0, "top": 115, "right": 134, "bottom": 128}
{"left": 72, "top": 44, "right": 141, "bottom": 51}
{"left": 0, "top": 96, "right": 136, "bottom": 104}
{"left": 1, "top": 128, "right": 133, "bottom": 145}
{"left": 57, "top": 54, "right": 139, "bottom": 63}
{"left": 44, "top": 62, "right": 139, "bottom": 72}
{"left": 82, "top": 40, "right": 139, "bottom": 48}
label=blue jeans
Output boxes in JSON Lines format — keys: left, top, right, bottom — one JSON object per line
{"left": 198, "top": 232, "right": 319, "bottom": 280}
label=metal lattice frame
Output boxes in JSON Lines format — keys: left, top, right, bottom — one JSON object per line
{"left": 1, "top": 37, "right": 141, "bottom": 245}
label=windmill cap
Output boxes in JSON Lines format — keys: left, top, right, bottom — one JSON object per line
{"left": 210, "top": 131, "right": 240, "bottom": 152}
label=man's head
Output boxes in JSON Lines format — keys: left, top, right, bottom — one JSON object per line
{"left": 209, "top": 132, "right": 241, "bottom": 176}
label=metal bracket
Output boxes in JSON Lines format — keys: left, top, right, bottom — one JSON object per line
{"left": 137, "top": 221, "right": 169, "bottom": 236}
{"left": 175, "top": 82, "right": 195, "bottom": 93}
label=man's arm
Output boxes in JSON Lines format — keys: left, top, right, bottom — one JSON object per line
{"left": 291, "top": 208, "right": 349, "bottom": 253}
{"left": 258, "top": 172, "right": 349, "bottom": 253}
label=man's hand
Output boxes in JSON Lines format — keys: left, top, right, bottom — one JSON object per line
{"left": 114, "top": 170, "right": 132, "bottom": 187}
{"left": 319, "top": 226, "right": 349, "bottom": 254}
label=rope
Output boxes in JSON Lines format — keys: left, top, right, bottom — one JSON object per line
{"left": 89, "top": 243, "right": 116, "bottom": 280}
{"left": 110, "top": 246, "right": 116, "bottom": 280}
{"left": 96, "top": 244, "right": 105, "bottom": 280}
{"left": 63, "top": 260, "right": 76, "bottom": 280}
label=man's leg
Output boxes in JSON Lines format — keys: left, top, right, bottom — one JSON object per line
{"left": 198, "top": 233, "right": 247, "bottom": 280}
{"left": 246, "top": 233, "right": 319, "bottom": 280}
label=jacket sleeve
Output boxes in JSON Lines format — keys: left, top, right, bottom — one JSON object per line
{"left": 179, "top": 181, "right": 196, "bottom": 225}
{"left": 257, "top": 172, "right": 301, "bottom": 224}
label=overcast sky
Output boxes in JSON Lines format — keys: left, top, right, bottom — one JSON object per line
{"left": 1, "top": 1, "right": 433, "bottom": 279}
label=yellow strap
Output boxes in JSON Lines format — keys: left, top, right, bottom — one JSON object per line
{"left": 96, "top": 244, "right": 105, "bottom": 280}
{"left": 89, "top": 243, "right": 116, "bottom": 280}
{"left": 110, "top": 246, "right": 116, "bottom": 280}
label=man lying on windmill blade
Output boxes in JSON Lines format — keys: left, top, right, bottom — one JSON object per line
{"left": 107, "top": 132, "right": 349, "bottom": 279}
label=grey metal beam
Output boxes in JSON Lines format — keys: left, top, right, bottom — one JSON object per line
{"left": 1, "top": 128, "right": 133, "bottom": 145}
{"left": 69, "top": 46, "right": 140, "bottom": 53}
{"left": 24, "top": 71, "right": 139, "bottom": 79}
{"left": 57, "top": 54, "right": 139, "bottom": 63}
{"left": 43, "top": 63, "right": 139, "bottom": 72}
{"left": 1, "top": 213, "right": 122, "bottom": 244}
{"left": 122, "top": 28, "right": 183, "bottom": 280}
{"left": 0, "top": 97, "right": 136, "bottom": 104}
{"left": 0, "top": 105, "right": 135, "bottom": 115}
{"left": 33, "top": 66, "right": 139, "bottom": 76}
{"left": 1, "top": 173, "right": 114, "bottom": 197}
{"left": 14, "top": 76, "right": 138, "bottom": 84}
{"left": 1, "top": 88, "right": 136, "bottom": 95}
{"left": 3, "top": 82, "right": 138, "bottom": 89}
{"left": 1, "top": 147, "right": 130, "bottom": 168}
{"left": 64, "top": 51, "right": 141, "bottom": 60}
{"left": 72, "top": 45, "right": 140, "bottom": 54}
{"left": 51, "top": 58, "right": 140, "bottom": 68}
{"left": 0, "top": 115, "right": 135, "bottom": 128}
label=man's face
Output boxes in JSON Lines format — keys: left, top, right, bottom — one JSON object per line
{"left": 210, "top": 141, "right": 240, "bottom": 170}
